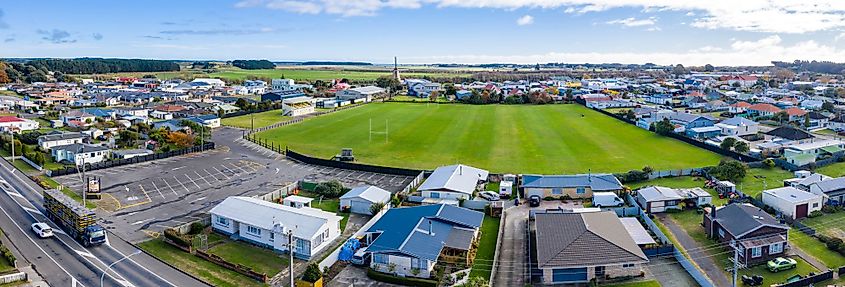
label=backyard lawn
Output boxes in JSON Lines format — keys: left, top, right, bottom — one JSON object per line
{"left": 256, "top": 103, "right": 722, "bottom": 174}
{"left": 307, "top": 195, "right": 350, "bottom": 231}
{"left": 817, "top": 162, "right": 845, "bottom": 177}
{"left": 138, "top": 238, "right": 267, "bottom": 287}
{"left": 737, "top": 168, "right": 794, "bottom": 199}
{"left": 469, "top": 215, "right": 500, "bottom": 279}
{"left": 207, "top": 235, "right": 289, "bottom": 276}
{"left": 221, "top": 110, "right": 289, "bottom": 129}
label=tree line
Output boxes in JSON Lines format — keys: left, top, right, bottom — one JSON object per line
{"left": 772, "top": 60, "right": 845, "bottom": 75}
{"left": 231, "top": 60, "right": 275, "bottom": 70}
{"left": 28, "top": 58, "right": 180, "bottom": 74}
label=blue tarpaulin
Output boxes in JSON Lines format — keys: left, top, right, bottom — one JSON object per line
{"left": 338, "top": 238, "right": 361, "bottom": 262}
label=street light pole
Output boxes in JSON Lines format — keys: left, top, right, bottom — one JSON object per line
{"left": 100, "top": 250, "right": 141, "bottom": 287}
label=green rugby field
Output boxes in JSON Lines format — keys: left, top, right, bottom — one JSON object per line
{"left": 255, "top": 103, "right": 723, "bottom": 174}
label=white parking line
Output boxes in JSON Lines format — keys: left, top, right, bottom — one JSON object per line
{"left": 161, "top": 178, "right": 178, "bottom": 196}
{"left": 150, "top": 181, "right": 166, "bottom": 199}
{"left": 357, "top": 173, "right": 367, "bottom": 179}
{"left": 194, "top": 171, "right": 212, "bottom": 185}
{"left": 367, "top": 173, "right": 376, "bottom": 180}
{"left": 173, "top": 176, "right": 190, "bottom": 193}
{"left": 185, "top": 174, "right": 202, "bottom": 189}
{"left": 204, "top": 169, "right": 222, "bottom": 181}
{"left": 222, "top": 165, "right": 237, "bottom": 176}
{"left": 213, "top": 167, "right": 230, "bottom": 180}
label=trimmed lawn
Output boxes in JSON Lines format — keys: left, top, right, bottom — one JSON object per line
{"left": 737, "top": 168, "right": 793, "bottom": 199}
{"left": 257, "top": 103, "right": 722, "bottom": 174}
{"left": 309, "top": 197, "right": 350, "bottom": 231}
{"left": 817, "top": 162, "right": 845, "bottom": 177}
{"left": 601, "top": 280, "right": 661, "bottom": 287}
{"left": 628, "top": 176, "right": 727, "bottom": 206}
{"left": 138, "top": 238, "right": 266, "bottom": 287}
{"left": 469, "top": 215, "right": 500, "bottom": 279}
{"left": 741, "top": 257, "right": 817, "bottom": 287}
{"left": 207, "top": 239, "right": 289, "bottom": 276}
{"left": 788, "top": 227, "right": 845, "bottom": 268}
{"left": 36, "top": 175, "right": 96, "bottom": 209}
{"left": 221, "top": 110, "right": 289, "bottom": 129}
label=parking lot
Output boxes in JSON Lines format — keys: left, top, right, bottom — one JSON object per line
{"left": 53, "top": 127, "right": 415, "bottom": 242}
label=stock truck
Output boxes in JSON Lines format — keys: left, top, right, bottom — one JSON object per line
{"left": 43, "top": 189, "right": 107, "bottom": 247}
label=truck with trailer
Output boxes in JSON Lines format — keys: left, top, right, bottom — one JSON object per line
{"left": 43, "top": 189, "right": 107, "bottom": 247}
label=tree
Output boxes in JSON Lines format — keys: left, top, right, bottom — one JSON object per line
{"left": 625, "top": 109, "right": 636, "bottom": 121}
{"left": 234, "top": 98, "right": 249, "bottom": 110}
{"left": 117, "top": 130, "right": 140, "bottom": 148}
{"left": 804, "top": 114, "right": 811, "bottom": 128}
{"left": 704, "top": 64, "right": 715, "bottom": 72}
{"left": 654, "top": 118, "right": 675, "bottom": 135}
{"left": 823, "top": 102, "right": 835, "bottom": 111}
{"left": 773, "top": 111, "right": 790, "bottom": 123}
{"left": 709, "top": 159, "right": 748, "bottom": 182}
{"left": 315, "top": 180, "right": 344, "bottom": 198}
{"left": 369, "top": 202, "right": 386, "bottom": 215}
{"left": 720, "top": 137, "right": 737, "bottom": 151}
{"left": 444, "top": 83, "right": 457, "bottom": 96}
{"left": 375, "top": 76, "right": 401, "bottom": 91}
{"left": 772, "top": 68, "right": 795, "bottom": 81}
{"left": 0, "top": 62, "right": 9, "bottom": 84}
{"left": 166, "top": 132, "right": 194, "bottom": 148}
{"left": 462, "top": 277, "right": 490, "bottom": 287}
{"left": 734, "top": 141, "right": 750, "bottom": 153}
{"left": 301, "top": 263, "right": 322, "bottom": 283}
{"left": 672, "top": 64, "right": 687, "bottom": 76}
{"left": 230, "top": 60, "right": 275, "bottom": 70}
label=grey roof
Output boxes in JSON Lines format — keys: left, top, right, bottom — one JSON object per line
{"left": 763, "top": 187, "right": 821, "bottom": 203}
{"left": 51, "top": 143, "right": 109, "bottom": 153}
{"left": 766, "top": 127, "right": 813, "bottom": 141}
{"left": 112, "top": 149, "right": 153, "bottom": 156}
{"left": 418, "top": 164, "right": 489, "bottom": 195}
{"left": 522, "top": 174, "right": 622, "bottom": 191}
{"left": 712, "top": 204, "right": 787, "bottom": 238}
{"left": 637, "top": 186, "right": 685, "bottom": 202}
{"left": 38, "top": 132, "right": 86, "bottom": 142}
{"left": 810, "top": 177, "right": 845, "bottom": 194}
{"left": 443, "top": 227, "right": 475, "bottom": 250}
{"left": 721, "top": 117, "right": 758, "bottom": 127}
{"left": 670, "top": 112, "right": 716, "bottom": 124}
{"left": 535, "top": 211, "right": 648, "bottom": 268}
{"left": 340, "top": 186, "right": 391, "bottom": 204}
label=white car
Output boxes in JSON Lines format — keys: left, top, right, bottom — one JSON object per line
{"left": 478, "top": 191, "right": 500, "bottom": 201}
{"left": 31, "top": 223, "right": 54, "bottom": 238}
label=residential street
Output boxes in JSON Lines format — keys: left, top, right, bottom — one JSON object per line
{"left": 656, "top": 214, "right": 729, "bottom": 287}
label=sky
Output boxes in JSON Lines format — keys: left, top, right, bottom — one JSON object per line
{"left": 1, "top": 1, "right": 845, "bottom": 66}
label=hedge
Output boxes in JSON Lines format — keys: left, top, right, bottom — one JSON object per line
{"left": 366, "top": 268, "right": 437, "bottom": 287}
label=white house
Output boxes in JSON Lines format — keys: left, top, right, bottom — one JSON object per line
{"left": 406, "top": 79, "right": 442, "bottom": 97}
{"left": 282, "top": 96, "right": 315, "bottom": 117}
{"left": 336, "top": 86, "right": 385, "bottom": 102}
{"left": 50, "top": 143, "right": 111, "bottom": 165}
{"left": 191, "top": 78, "right": 226, "bottom": 87}
{"left": 0, "top": 116, "right": 39, "bottom": 133}
{"left": 37, "top": 132, "right": 86, "bottom": 150}
{"left": 762, "top": 187, "right": 823, "bottom": 219}
{"left": 635, "top": 186, "right": 712, "bottom": 213}
{"left": 209, "top": 196, "right": 342, "bottom": 260}
{"left": 715, "top": 117, "right": 759, "bottom": 137}
{"left": 418, "top": 164, "right": 489, "bottom": 203}
{"left": 784, "top": 140, "right": 845, "bottom": 166}
{"left": 340, "top": 186, "right": 391, "bottom": 215}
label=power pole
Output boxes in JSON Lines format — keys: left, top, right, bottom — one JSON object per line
{"left": 732, "top": 240, "right": 739, "bottom": 287}
{"left": 10, "top": 134, "right": 13, "bottom": 163}
{"left": 288, "top": 230, "right": 294, "bottom": 287}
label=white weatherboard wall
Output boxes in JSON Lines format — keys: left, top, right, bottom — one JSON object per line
{"left": 762, "top": 190, "right": 823, "bottom": 219}
{"left": 318, "top": 208, "right": 387, "bottom": 270}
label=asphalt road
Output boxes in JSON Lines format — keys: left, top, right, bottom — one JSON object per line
{"left": 0, "top": 158, "right": 208, "bottom": 287}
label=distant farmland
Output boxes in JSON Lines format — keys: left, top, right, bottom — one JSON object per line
{"left": 73, "top": 67, "right": 473, "bottom": 82}
{"left": 256, "top": 103, "right": 722, "bottom": 174}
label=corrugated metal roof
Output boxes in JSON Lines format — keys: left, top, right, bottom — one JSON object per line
{"left": 619, "top": 217, "right": 656, "bottom": 245}
{"left": 418, "top": 164, "right": 489, "bottom": 195}
{"left": 340, "top": 186, "right": 391, "bottom": 204}
{"left": 210, "top": 196, "right": 341, "bottom": 239}
{"left": 522, "top": 174, "right": 622, "bottom": 191}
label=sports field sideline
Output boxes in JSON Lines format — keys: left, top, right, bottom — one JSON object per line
{"left": 256, "top": 103, "right": 723, "bottom": 174}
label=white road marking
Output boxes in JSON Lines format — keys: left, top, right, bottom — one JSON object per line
{"left": 194, "top": 171, "right": 212, "bottom": 185}
{"left": 22, "top": 206, "right": 42, "bottom": 215}
{"left": 204, "top": 169, "right": 221, "bottom": 182}
{"left": 192, "top": 196, "right": 206, "bottom": 203}
{"left": 173, "top": 176, "right": 190, "bottom": 193}
{"left": 150, "top": 182, "right": 165, "bottom": 200}
{"left": 185, "top": 174, "right": 201, "bottom": 189}
{"left": 212, "top": 167, "right": 230, "bottom": 180}
{"left": 161, "top": 178, "right": 178, "bottom": 196}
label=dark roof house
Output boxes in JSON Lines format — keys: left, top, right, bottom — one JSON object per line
{"left": 703, "top": 204, "right": 789, "bottom": 266}
{"left": 766, "top": 126, "right": 813, "bottom": 141}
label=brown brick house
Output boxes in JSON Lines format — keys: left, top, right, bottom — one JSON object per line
{"left": 703, "top": 204, "right": 789, "bottom": 266}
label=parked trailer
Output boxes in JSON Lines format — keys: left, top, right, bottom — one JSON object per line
{"left": 42, "top": 189, "right": 107, "bottom": 247}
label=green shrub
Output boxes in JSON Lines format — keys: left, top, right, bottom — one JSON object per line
{"left": 822, "top": 205, "right": 841, "bottom": 213}
{"left": 188, "top": 222, "right": 205, "bottom": 235}
{"left": 315, "top": 180, "right": 344, "bottom": 198}
{"left": 164, "top": 229, "right": 192, "bottom": 248}
{"left": 808, "top": 210, "right": 823, "bottom": 218}
{"left": 301, "top": 263, "right": 322, "bottom": 283}
{"left": 366, "top": 268, "right": 437, "bottom": 287}
{"left": 826, "top": 237, "right": 843, "bottom": 251}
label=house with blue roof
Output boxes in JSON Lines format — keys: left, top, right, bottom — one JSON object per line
{"left": 522, "top": 174, "right": 623, "bottom": 199}
{"left": 364, "top": 204, "right": 484, "bottom": 278}
{"left": 185, "top": 114, "right": 221, "bottom": 128}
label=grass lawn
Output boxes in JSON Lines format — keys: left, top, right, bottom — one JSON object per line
{"left": 256, "top": 103, "right": 722, "bottom": 174}
{"left": 309, "top": 197, "right": 350, "bottom": 231}
{"left": 737, "top": 168, "right": 794, "bottom": 199}
{"left": 469, "top": 215, "right": 500, "bottom": 279}
{"left": 36, "top": 175, "right": 96, "bottom": 209}
{"left": 221, "top": 110, "right": 289, "bottom": 129}
{"left": 600, "top": 280, "right": 661, "bottom": 287}
{"left": 74, "top": 67, "right": 472, "bottom": 82}
{"left": 138, "top": 238, "right": 267, "bottom": 287}
{"left": 9, "top": 159, "right": 37, "bottom": 174}
{"left": 800, "top": 212, "right": 845, "bottom": 238}
{"left": 817, "top": 162, "right": 845, "bottom": 177}
{"left": 0, "top": 250, "right": 14, "bottom": 273}
{"left": 628, "top": 176, "right": 727, "bottom": 206}
{"left": 207, "top": 238, "right": 289, "bottom": 276}
{"left": 788, "top": 227, "right": 845, "bottom": 268}
{"left": 741, "top": 257, "right": 817, "bottom": 287}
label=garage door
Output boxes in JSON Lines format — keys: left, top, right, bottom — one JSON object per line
{"left": 350, "top": 200, "right": 371, "bottom": 214}
{"left": 795, "top": 203, "right": 809, "bottom": 219}
{"left": 552, "top": 268, "right": 588, "bottom": 283}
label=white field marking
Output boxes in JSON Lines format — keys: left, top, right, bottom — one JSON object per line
{"left": 161, "top": 178, "right": 178, "bottom": 196}
{"left": 185, "top": 174, "right": 201, "bottom": 189}
{"left": 212, "top": 167, "right": 230, "bottom": 180}
{"left": 173, "top": 176, "right": 190, "bottom": 193}
{"left": 150, "top": 181, "right": 165, "bottom": 200}
{"left": 194, "top": 171, "right": 212, "bottom": 186}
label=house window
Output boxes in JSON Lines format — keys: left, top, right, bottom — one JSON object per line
{"left": 813, "top": 202, "right": 819, "bottom": 208}
{"left": 246, "top": 225, "right": 261, "bottom": 236}
{"left": 718, "top": 228, "right": 725, "bottom": 238}
{"left": 552, "top": 188, "right": 562, "bottom": 195}
{"left": 430, "top": 192, "right": 440, "bottom": 199}
{"left": 622, "top": 263, "right": 635, "bottom": 268}
{"left": 769, "top": 243, "right": 783, "bottom": 254}
{"left": 323, "top": 229, "right": 329, "bottom": 239}
{"left": 269, "top": 232, "right": 274, "bottom": 242}
{"left": 576, "top": 187, "right": 586, "bottom": 194}
{"left": 411, "top": 258, "right": 419, "bottom": 269}
{"left": 216, "top": 216, "right": 229, "bottom": 226}
{"left": 374, "top": 254, "right": 388, "bottom": 264}
{"left": 751, "top": 247, "right": 762, "bottom": 258}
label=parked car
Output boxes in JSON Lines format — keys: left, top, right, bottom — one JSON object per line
{"left": 593, "top": 192, "right": 624, "bottom": 208}
{"left": 767, "top": 257, "right": 797, "bottom": 272}
{"left": 351, "top": 248, "right": 370, "bottom": 266}
{"left": 31, "top": 222, "right": 54, "bottom": 238}
{"left": 478, "top": 191, "right": 500, "bottom": 201}
{"left": 528, "top": 195, "right": 541, "bottom": 207}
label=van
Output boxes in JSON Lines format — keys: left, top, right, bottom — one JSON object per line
{"left": 593, "top": 192, "right": 624, "bottom": 208}
{"left": 499, "top": 180, "right": 513, "bottom": 197}
{"left": 351, "top": 248, "right": 370, "bottom": 266}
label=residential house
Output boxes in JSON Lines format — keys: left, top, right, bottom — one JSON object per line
{"left": 807, "top": 112, "right": 830, "bottom": 130}
{"left": 186, "top": 114, "right": 221, "bottom": 128}
{"left": 635, "top": 186, "right": 712, "bottom": 213}
{"left": 762, "top": 187, "right": 823, "bottom": 219}
{"left": 191, "top": 78, "right": 225, "bottom": 87}
{"left": 703, "top": 204, "right": 789, "bottom": 266}
{"left": 418, "top": 164, "right": 489, "bottom": 204}
{"left": 112, "top": 149, "right": 154, "bottom": 160}
{"left": 60, "top": 110, "right": 95, "bottom": 125}
{"left": 209, "top": 196, "right": 342, "bottom": 260}
{"left": 668, "top": 112, "right": 717, "bottom": 132}
{"left": 340, "top": 186, "right": 391, "bottom": 215}
{"left": 784, "top": 107, "right": 808, "bottom": 121}
{"left": 336, "top": 86, "right": 386, "bottom": 102}
{"left": 406, "top": 79, "right": 442, "bottom": 97}
{"left": 685, "top": 126, "right": 722, "bottom": 140}
{"left": 715, "top": 117, "right": 759, "bottom": 137}
{"left": 0, "top": 116, "right": 39, "bottom": 133}
{"left": 50, "top": 143, "right": 111, "bottom": 164}
{"left": 364, "top": 204, "right": 484, "bottom": 278}
{"left": 807, "top": 177, "right": 845, "bottom": 205}
{"left": 261, "top": 90, "right": 306, "bottom": 102}
{"left": 534, "top": 211, "right": 648, "bottom": 284}
{"left": 765, "top": 127, "right": 814, "bottom": 144}
{"left": 730, "top": 102, "right": 752, "bottom": 114}
{"left": 37, "top": 132, "right": 86, "bottom": 150}
{"left": 282, "top": 96, "right": 315, "bottom": 117}
{"left": 747, "top": 103, "right": 782, "bottom": 118}
{"left": 783, "top": 140, "right": 845, "bottom": 166}
{"left": 644, "top": 94, "right": 672, "bottom": 105}
{"left": 522, "top": 174, "right": 623, "bottom": 199}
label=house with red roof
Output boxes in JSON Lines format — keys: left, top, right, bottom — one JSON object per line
{"left": 724, "top": 75, "right": 759, "bottom": 88}
{"left": 747, "top": 103, "right": 782, "bottom": 118}
{"left": 0, "top": 116, "right": 39, "bottom": 133}
{"left": 784, "top": 107, "right": 808, "bottom": 121}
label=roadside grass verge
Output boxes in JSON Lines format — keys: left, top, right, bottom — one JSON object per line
{"left": 138, "top": 238, "right": 267, "bottom": 287}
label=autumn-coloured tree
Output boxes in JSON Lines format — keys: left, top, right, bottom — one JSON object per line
{"left": 166, "top": 131, "right": 194, "bottom": 148}
{"left": 0, "top": 62, "right": 9, "bottom": 84}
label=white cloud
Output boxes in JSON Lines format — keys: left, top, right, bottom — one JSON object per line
{"left": 516, "top": 15, "right": 534, "bottom": 26}
{"left": 836, "top": 32, "right": 845, "bottom": 42}
{"left": 235, "top": 0, "right": 845, "bottom": 33}
{"left": 606, "top": 17, "right": 656, "bottom": 27}
{"left": 403, "top": 35, "right": 845, "bottom": 66}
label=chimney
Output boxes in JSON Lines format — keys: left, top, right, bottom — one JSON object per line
{"left": 428, "top": 221, "right": 434, "bottom": 236}
{"left": 588, "top": 169, "right": 592, "bottom": 182}
{"left": 459, "top": 165, "right": 463, "bottom": 175}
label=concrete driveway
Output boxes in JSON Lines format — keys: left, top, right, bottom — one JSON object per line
{"left": 327, "top": 266, "right": 399, "bottom": 287}
{"left": 656, "top": 214, "right": 730, "bottom": 287}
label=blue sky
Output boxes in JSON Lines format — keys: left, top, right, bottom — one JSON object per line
{"left": 1, "top": 1, "right": 844, "bottom": 65}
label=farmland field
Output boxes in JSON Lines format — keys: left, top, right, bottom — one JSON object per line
{"left": 73, "top": 67, "right": 472, "bottom": 82}
{"left": 256, "top": 103, "right": 722, "bottom": 174}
